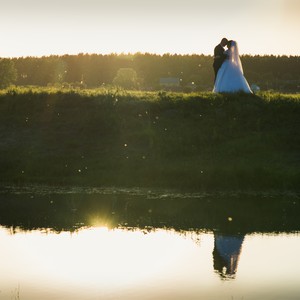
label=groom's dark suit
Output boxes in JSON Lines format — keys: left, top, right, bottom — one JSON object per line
{"left": 213, "top": 44, "right": 227, "bottom": 82}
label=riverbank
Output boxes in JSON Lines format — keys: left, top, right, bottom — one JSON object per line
{"left": 0, "top": 87, "right": 299, "bottom": 191}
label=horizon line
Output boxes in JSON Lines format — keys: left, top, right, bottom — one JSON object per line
{"left": 1, "top": 51, "right": 299, "bottom": 59}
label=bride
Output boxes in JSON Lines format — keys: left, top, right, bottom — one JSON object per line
{"left": 213, "top": 40, "right": 252, "bottom": 93}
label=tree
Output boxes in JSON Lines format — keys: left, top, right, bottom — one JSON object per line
{"left": 113, "top": 68, "right": 139, "bottom": 89}
{"left": 0, "top": 59, "right": 17, "bottom": 88}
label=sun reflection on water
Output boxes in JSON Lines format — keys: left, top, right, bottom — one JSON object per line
{"left": 1, "top": 226, "right": 207, "bottom": 299}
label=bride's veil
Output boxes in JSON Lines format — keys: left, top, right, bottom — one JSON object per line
{"left": 229, "top": 41, "right": 244, "bottom": 74}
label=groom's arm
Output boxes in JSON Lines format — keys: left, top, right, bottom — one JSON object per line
{"left": 214, "top": 45, "right": 222, "bottom": 59}
{"left": 219, "top": 48, "right": 229, "bottom": 61}
{"left": 223, "top": 51, "right": 229, "bottom": 60}
{"left": 214, "top": 45, "right": 226, "bottom": 60}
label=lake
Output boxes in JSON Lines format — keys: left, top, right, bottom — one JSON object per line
{"left": 0, "top": 186, "right": 299, "bottom": 300}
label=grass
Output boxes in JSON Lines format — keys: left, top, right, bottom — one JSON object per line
{"left": 0, "top": 86, "right": 299, "bottom": 191}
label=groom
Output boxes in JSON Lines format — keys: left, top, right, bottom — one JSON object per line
{"left": 213, "top": 38, "right": 228, "bottom": 82}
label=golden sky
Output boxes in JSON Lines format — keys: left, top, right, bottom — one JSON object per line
{"left": 1, "top": 0, "right": 299, "bottom": 57}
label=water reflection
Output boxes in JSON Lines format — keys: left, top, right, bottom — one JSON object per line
{"left": 0, "top": 189, "right": 299, "bottom": 235}
{"left": 213, "top": 233, "right": 245, "bottom": 279}
{"left": 1, "top": 226, "right": 300, "bottom": 300}
{"left": 0, "top": 189, "right": 300, "bottom": 299}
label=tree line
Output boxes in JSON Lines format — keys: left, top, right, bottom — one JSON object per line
{"left": 0, "top": 53, "right": 299, "bottom": 91}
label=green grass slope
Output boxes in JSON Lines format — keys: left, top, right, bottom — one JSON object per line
{"left": 0, "top": 87, "right": 299, "bottom": 191}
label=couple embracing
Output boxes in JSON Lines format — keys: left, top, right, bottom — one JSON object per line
{"left": 213, "top": 38, "right": 252, "bottom": 93}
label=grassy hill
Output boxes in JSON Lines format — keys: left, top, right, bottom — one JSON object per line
{"left": 0, "top": 87, "right": 299, "bottom": 191}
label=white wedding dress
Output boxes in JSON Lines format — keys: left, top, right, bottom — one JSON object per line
{"left": 213, "top": 41, "right": 252, "bottom": 93}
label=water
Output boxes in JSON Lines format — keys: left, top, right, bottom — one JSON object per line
{"left": 0, "top": 187, "right": 299, "bottom": 300}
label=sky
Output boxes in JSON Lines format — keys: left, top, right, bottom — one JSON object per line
{"left": 0, "top": 0, "right": 299, "bottom": 58}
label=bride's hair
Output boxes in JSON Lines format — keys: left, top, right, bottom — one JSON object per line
{"left": 227, "top": 40, "right": 235, "bottom": 48}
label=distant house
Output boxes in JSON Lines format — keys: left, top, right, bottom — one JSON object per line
{"left": 159, "top": 77, "right": 180, "bottom": 88}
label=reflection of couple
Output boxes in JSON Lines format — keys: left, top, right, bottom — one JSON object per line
{"left": 213, "top": 233, "right": 245, "bottom": 279}
{"left": 213, "top": 37, "right": 252, "bottom": 93}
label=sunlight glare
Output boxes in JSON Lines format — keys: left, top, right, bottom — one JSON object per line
{"left": 1, "top": 227, "right": 202, "bottom": 295}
